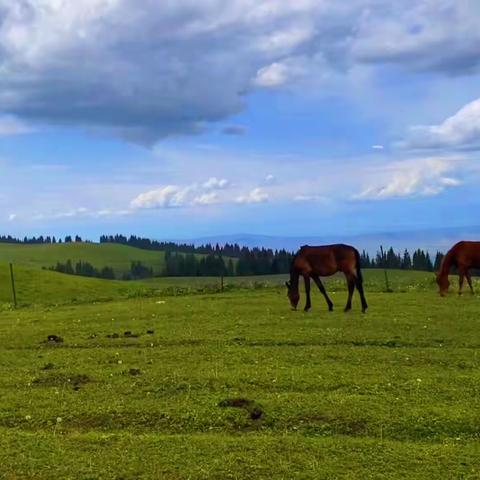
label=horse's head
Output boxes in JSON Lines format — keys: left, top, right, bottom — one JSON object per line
{"left": 436, "top": 272, "right": 449, "bottom": 296}
{"left": 285, "top": 280, "right": 299, "bottom": 310}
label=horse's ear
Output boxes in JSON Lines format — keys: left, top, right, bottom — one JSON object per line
{"left": 285, "top": 281, "right": 291, "bottom": 288}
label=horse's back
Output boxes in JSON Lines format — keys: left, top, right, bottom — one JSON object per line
{"left": 296, "top": 244, "right": 358, "bottom": 276}
{"left": 451, "top": 241, "right": 480, "bottom": 266}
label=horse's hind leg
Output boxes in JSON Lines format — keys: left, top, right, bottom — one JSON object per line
{"left": 458, "top": 268, "right": 466, "bottom": 295}
{"left": 355, "top": 277, "right": 368, "bottom": 313}
{"left": 312, "top": 275, "right": 333, "bottom": 311}
{"left": 466, "top": 270, "right": 474, "bottom": 295}
{"left": 344, "top": 273, "right": 355, "bottom": 312}
{"left": 303, "top": 275, "right": 312, "bottom": 312}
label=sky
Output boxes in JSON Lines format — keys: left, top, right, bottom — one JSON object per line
{"left": 1, "top": 0, "right": 480, "bottom": 241}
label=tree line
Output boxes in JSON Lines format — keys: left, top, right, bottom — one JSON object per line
{"left": 2, "top": 232, "right": 447, "bottom": 277}
{"left": 0, "top": 235, "right": 85, "bottom": 244}
{"left": 49, "top": 260, "right": 115, "bottom": 279}
{"left": 359, "top": 247, "right": 444, "bottom": 272}
{"left": 50, "top": 260, "right": 154, "bottom": 280}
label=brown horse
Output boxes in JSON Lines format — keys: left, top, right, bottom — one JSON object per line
{"left": 436, "top": 241, "right": 480, "bottom": 296}
{"left": 286, "top": 244, "right": 368, "bottom": 313}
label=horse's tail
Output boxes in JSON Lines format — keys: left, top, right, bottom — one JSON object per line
{"left": 354, "top": 248, "right": 363, "bottom": 283}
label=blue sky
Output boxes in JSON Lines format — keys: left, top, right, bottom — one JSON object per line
{"left": 1, "top": 0, "right": 480, "bottom": 240}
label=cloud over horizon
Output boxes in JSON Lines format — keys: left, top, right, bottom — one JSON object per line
{"left": 402, "top": 98, "right": 480, "bottom": 151}
{"left": 356, "top": 156, "right": 462, "bottom": 200}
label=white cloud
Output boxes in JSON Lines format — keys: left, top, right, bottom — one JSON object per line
{"left": 254, "top": 62, "right": 290, "bottom": 87}
{"left": 202, "top": 177, "right": 229, "bottom": 190}
{"left": 30, "top": 207, "right": 133, "bottom": 221}
{"left": 1, "top": 1, "right": 478, "bottom": 142}
{"left": 193, "top": 192, "right": 220, "bottom": 206}
{"left": 131, "top": 177, "right": 231, "bottom": 209}
{"left": 356, "top": 156, "right": 462, "bottom": 200}
{"left": 294, "top": 194, "right": 327, "bottom": 202}
{"left": 8, "top": 213, "right": 17, "bottom": 221}
{"left": 402, "top": 98, "right": 480, "bottom": 150}
{"left": 371, "top": 145, "right": 384, "bottom": 150}
{"left": 130, "top": 185, "right": 192, "bottom": 209}
{"left": 236, "top": 187, "right": 269, "bottom": 204}
{"left": 264, "top": 174, "right": 276, "bottom": 185}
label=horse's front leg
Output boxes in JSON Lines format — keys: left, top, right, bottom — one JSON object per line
{"left": 303, "top": 275, "right": 311, "bottom": 312}
{"left": 312, "top": 275, "right": 333, "bottom": 311}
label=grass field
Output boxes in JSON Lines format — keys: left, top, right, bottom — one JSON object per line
{"left": 0, "top": 268, "right": 479, "bottom": 479}
{"left": 0, "top": 263, "right": 439, "bottom": 308}
{"left": 0, "top": 242, "right": 166, "bottom": 276}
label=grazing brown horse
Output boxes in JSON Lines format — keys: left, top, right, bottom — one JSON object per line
{"left": 436, "top": 241, "right": 480, "bottom": 296}
{"left": 286, "top": 244, "right": 368, "bottom": 313}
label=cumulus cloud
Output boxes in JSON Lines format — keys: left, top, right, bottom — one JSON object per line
{"left": 356, "top": 156, "right": 462, "bottom": 200}
{"left": 1, "top": 1, "right": 479, "bottom": 143}
{"left": 130, "top": 185, "right": 192, "bottom": 209}
{"left": 193, "top": 192, "right": 220, "bottom": 206}
{"left": 401, "top": 98, "right": 480, "bottom": 150}
{"left": 235, "top": 187, "right": 269, "bottom": 204}
{"left": 131, "top": 177, "right": 232, "bottom": 209}
{"left": 202, "top": 177, "right": 229, "bottom": 190}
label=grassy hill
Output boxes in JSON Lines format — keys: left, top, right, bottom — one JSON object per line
{"left": 0, "top": 264, "right": 444, "bottom": 308}
{"left": 0, "top": 242, "right": 166, "bottom": 276}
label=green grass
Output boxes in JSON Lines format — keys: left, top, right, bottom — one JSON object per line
{"left": 0, "top": 264, "right": 455, "bottom": 309}
{"left": 0, "top": 271, "right": 479, "bottom": 478}
{"left": 0, "top": 242, "right": 166, "bottom": 276}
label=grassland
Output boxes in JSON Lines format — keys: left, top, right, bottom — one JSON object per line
{"left": 0, "top": 242, "right": 166, "bottom": 276}
{"left": 0, "top": 262, "right": 438, "bottom": 308}
{"left": 0, "top": 268, "right": 479, "bottom": 479}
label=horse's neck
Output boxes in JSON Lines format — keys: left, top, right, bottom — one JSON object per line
{"left": 440, "top": 252, "right": 453, "bottom": 276}
{"left": 289, "top": 269, "right": 300, "bottom": 289}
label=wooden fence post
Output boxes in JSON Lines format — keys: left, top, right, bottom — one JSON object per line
{"left": 9, "top": 263, "right": 17, "bottom": 308}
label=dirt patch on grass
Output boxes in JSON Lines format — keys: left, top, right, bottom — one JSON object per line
{"left": 293, "top": 412, "right": 369, "bottom": 436}
{"left": 218, "top": 397, "right": 264, "bottom": 420}
{"left": 32, "top": 373, "right": 91, "bottom": 390}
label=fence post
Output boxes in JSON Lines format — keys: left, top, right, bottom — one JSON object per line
{"left": 379, "top": 246, "right": 391, "bottom": 292}
{"left": 9, "top": 263, "right": 17, "bottom": 308}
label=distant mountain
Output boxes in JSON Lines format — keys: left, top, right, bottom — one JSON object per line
{"left": 182, "top": 226, "right": 480, "bottom": 254}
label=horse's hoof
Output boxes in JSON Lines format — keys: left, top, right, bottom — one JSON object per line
{"left": 304, "top": 307, "right": 311, "bottom": 312}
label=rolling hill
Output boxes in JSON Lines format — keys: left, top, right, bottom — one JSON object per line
{"left": 0, "top": 242, "right": 166, "bottom": 276}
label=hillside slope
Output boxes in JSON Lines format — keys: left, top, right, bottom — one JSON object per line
{"left": 0, "top": 265, "right": 439, "bottom": 308}
{"left": 0, "top": 242, "right": 165, "bottom": 276}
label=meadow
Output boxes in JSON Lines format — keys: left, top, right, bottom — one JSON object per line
{"left": 0, "top": 265, "right": 479, "bottom": 479}
{"left": 0, "top": 242, "right": 167, "bottom": 277}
